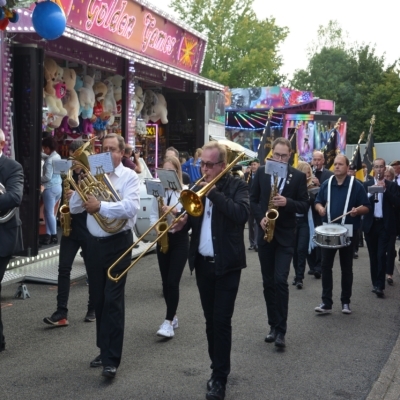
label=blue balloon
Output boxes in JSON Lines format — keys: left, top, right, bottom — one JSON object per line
{"left": 32, "top": 1, "right": 66, "bottom": 40}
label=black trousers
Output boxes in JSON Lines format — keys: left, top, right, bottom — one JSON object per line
{"left": 386, "top": 233, "right": 397, "bottom": 276}
{"left": 0, "top": 256, "right": 12, "bottom": 350}
{"left": 248, "top": 210, "right": 258, "bottom": 248}
{"left": 365, "top": 219, "right": 389, "bottom": 290}
{"left": 195, "top": 256, "right": 241, "bottom": 383}
{"left": 57, "top": 234, "right": 93, "bottom": 315}
{"left": 86, "top": 230, "right": 133, "bottom": 368}
{"left": 156, "top": 232, "right": 189, "bottom": 321}
{"left": 258, "top": 239, "right": 294, "bottom": 335}
{"left": 293, "top": 216, "right": 309, "bottom": 281}
{"left": 321, "top": 237, "right": 355, "bottom": 307}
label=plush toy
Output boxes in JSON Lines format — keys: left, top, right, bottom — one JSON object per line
{"left": 110, "top": 74, "right": 124, "bottom": 116}
{"left": 62, "top": 68, "right": 80, "bottom": 128}
{"left": 77, "top": 75, "right": 95, "bottom": 117}
{"left": 143, "top": 90, "right": 158, "bottom": 121}
{"left": 143, "top": 91, "right": 168, "bottom": 124}
{"left": 93, "top": 81, "right": 108, "bottom": 103}
{"left": 44, "top": 57, "right": 67, "bottom": 116}
{"left": 103, "top": 79, "right": 117, "bottom": 126}
{"left": 133, "top": 85, "right": 144, "bottom": 117}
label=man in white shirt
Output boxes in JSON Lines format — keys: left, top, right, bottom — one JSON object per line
{"left": 69, "top": 134, "right": 140, "bottom": 379}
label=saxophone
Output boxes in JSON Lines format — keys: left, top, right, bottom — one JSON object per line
{"left": 264, "top": 174, "right": 279, "bottom": 243}
{"left": 157, "top": 196, "right": 169, "bottom": 254}
{"left": 59, "top": 173, "right": 72, "bottom": 237}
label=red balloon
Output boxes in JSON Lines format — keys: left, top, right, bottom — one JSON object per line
{"left": 0, "top": 18, "right": 9, "bottom": 31}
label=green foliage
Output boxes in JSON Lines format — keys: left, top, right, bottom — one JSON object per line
{"left": 290, "top": 20, "right": 400, "bottom": 144}
{"left": 169, "top": 0, "right": 288, "bottom": 87}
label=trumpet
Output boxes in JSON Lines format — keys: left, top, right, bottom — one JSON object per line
{"left": 107, "top": 149, "right": 247, "bottom": 283}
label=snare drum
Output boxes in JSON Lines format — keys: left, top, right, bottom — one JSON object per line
{"left": 313, "top": 224, "right": 350, "bottom": 248}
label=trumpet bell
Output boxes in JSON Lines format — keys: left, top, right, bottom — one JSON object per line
{"left": 180, "top": 190, "right": 204, "bottom": 217}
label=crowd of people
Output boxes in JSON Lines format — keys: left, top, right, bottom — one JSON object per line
{"left": 2, "top": 131, "right": 400, "bottom": 400}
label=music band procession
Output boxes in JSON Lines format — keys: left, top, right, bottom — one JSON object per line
{"left": 0, "top": 1, "right": 400, "bottom": 400}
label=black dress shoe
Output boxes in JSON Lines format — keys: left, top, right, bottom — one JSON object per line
{"left": 248, "top": 245, "right": 255, "bottom": 250}
{"left": 353, "top": 252, "right": 358, "bottom": 259}
{"left": 51, "top": 234, "right": 58, "bottom": 244}
{"left": 292, "top": 279, "right": 297, "bottom": 286}
{"left": 254, "top": 246, "right": 258, "bottom": 252}
{"left": 375, "top": 288, "right": 385, "bottom": 298}
{"left": 90, "top": 355, "right": 102, "bottom": 368}
{"left": 102, "top": 365, "right": 117, "bottom": 379}
{"left": 296, "top": 280, "right": 303, "bottom": 289}
{"left": 387, "top": 277, "right": 394, "bottom": 285}
{"left": 372, "top": 286, "right": 377, "bottom": 293}
{"left": 307, "top": 270, "right": 315, "bottom": 275}
{"left": 314, "top": 271, "right": 321, "bottom": 279}
{"left": 207, "top": 377, "right": 214, "bottom": 391}
{"left": 264, "top": 327, "right": 276, "bottom": 343}
{"left": 275, "top": 332, "right": 286, "bottom": 348}
{"left": 39, "top": 234, "right": 51, "bottom": 245}
{"left": 206, "top": 380, "right": 225, "bottom": 400}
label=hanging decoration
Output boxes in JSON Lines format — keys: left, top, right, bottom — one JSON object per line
{"left": 32, "top": 0, "right": 66, "bottom": 40}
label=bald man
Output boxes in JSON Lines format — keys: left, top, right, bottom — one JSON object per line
{"left": 307, "top": 151, "right": 334, "bottom": 278}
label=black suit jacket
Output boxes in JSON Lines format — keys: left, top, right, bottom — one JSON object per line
{"left": 315, "top": 168, "right": 333, "bottom": 185}
{"left": 250, "top": 165, "right": 309, "bottom": 247}
{"left": 362, "top": 179, "right": 400, "bottom": 235}
{"left": 0, "top": 155, "right": 24, "bottom": 257}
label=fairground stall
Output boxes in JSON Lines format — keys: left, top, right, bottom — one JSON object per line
{"left": 0, "top": 0, "right": 223, "bottom": 271}
{"left": 224, "top": 86, "right": 347, "bottom": 163}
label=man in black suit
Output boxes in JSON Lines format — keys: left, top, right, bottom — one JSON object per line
{"left": 314, "top": 155, "right": 370, "bottom": 315}
{"left": 244, "top": 158, "right": 260, "bottom": 251}
{"left": 362, "top": 158, "right": 400, "bottom": 298}
{"left": 0, "top": 129, "right": 24, "bottom": 352}
{"left": 308, "top": 150, "right": 334, "bottom": 278}
{"left": 173, "top": 141, "right": 249, "bottom": 399}
{"left": 250, "top": 138, "right": 309, "bottom": 348}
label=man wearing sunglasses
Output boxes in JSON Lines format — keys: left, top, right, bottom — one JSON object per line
{"left": 172, "top": 141, "right": 249, "bottom": 400}
{"left": 250, "top": 137, "right": 309, "bottom": 349}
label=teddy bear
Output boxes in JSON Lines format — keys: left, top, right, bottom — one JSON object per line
{"left": 110, "top": 74, "right": 124, "bottom": 116}
{"left": 62, "top": 68, "right": 80, "bottom": 128}
{"left": 77, "top": 75, "right": 95, "bottom": 118}
{"left": 143, "top": 91, "right": 168, "bottom": 124}
{"left": 133, "top": 85, "right": 144, "bottom": 117}
{"left": 103, "top": 79, "right": 117, "bottom": 126}
{"left": 43, "top": 57, "right": 67, "bottom": 116}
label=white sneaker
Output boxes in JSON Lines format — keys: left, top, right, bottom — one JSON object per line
{"left": 342, "top": 304, "right": 352, "bottom": 314}
{"left": 157, "top": 320, "right": 174, "bottom": 338}
{"left": 172, "top": 316, "right": 179, "bottom": 329}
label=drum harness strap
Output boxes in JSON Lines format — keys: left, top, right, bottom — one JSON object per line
{"left": 327, "top": 176, "right": 354, "bottom": 225}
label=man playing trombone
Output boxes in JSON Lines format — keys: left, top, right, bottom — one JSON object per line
{"left": 172, "top": 141, "right": 249, "bottom": 400}
{"left": 69, "top": 134, "right": 140, "bottom": 379}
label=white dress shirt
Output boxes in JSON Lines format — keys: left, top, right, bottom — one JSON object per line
{"left": 69, "top": 162, "right": 140, "bottom": 237}
{"left": 198, "top": 198, "right": 214, "bottom": 257}
{"left": 373, "top": 178, "right": 383, "bottom": 218}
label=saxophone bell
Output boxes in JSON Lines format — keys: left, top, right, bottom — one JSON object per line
{"left": 60, "top": 172, "right": 72, "bottom": 237}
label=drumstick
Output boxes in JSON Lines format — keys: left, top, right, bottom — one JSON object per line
{"left": 330, "top": 206, "right": 363, "bottom": 223}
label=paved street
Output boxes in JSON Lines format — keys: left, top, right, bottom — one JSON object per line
{"left": 1, "top": 238, "right": 400, "bottom": 400}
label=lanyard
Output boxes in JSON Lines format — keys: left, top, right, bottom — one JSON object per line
{"left": 327, "top": 176, "right": 354, "bottom": 225}
{"left": 166, "top": 190, "right": 174, "bottom": 206}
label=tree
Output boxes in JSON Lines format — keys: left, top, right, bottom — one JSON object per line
{"left": 290, "top": 20, "right": 399, "bottom": 144}
{"left": 169, "top": 0, "right": 289, "bottom": 87}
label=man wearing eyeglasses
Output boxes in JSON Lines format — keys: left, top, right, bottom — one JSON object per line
{"left": 69, "top": 133, "right": 140, "bottom": 379}
{"left": 250, "top": 137, "right": 309, "bottom": 349}
{"left": 172, "top": 141, "right": 249, "bottom": 400}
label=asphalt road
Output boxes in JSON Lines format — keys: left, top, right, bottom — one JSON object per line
{"left": 1, "top": 238, "right": 400, "bottom": 400}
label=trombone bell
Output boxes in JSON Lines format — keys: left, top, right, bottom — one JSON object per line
{"left": 180, "top": 190, "right": 204, "bottom": 217}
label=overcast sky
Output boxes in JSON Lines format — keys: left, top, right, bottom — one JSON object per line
{"left": 157, "top": 0, "right": 398, "bottom": 79}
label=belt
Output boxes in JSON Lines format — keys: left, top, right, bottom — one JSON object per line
{"left": 198, "top": 253, "right": 215, "bottom": 263}
{"left": 374, "top": 217, "right": 383, "bottom": 222}
{"left": 92, "top": 229, "right": 131, "bottom": 243}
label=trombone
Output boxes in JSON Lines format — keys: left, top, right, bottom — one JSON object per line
{"left": 107, "top": 150, "right": 246, "bottom": 283}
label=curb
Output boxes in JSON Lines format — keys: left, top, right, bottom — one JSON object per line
{"left": 366, "top": 262, "right": 400, "bottom": 400}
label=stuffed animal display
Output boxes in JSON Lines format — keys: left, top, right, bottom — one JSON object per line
{"left": 43, "top": 60, "right": 169, "bottom": 139}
